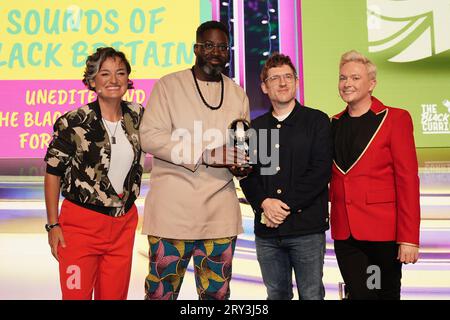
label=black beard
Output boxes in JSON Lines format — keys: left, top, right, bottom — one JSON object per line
{"left": 197, "top": 56, "right": 226, "bottom": 77}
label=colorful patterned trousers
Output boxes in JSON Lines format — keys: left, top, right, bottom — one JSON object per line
{"left": 145, "top": 236, "right": 237, "bottom": 300}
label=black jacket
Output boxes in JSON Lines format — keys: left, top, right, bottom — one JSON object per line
{"left": 240, "top": 101, "right": 332, "bottom": 237}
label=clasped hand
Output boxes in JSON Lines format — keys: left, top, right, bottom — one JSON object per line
{"left": 261, "top": 198, "right": 290, "bottom": 228}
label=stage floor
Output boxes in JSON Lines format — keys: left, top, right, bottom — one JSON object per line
{"left": 1, "top": 148, "right": 449, "bottom": 300}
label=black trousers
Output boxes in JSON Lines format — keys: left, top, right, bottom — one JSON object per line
{"left": 334, "top": 237, "right": 403, "bottom": 300}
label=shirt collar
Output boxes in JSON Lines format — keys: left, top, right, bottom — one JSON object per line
{"left": 333, "top": 96, "right": 387, "bottom": 120}
{"left": 269, "top": 100, "right": 301, "bottom": 127}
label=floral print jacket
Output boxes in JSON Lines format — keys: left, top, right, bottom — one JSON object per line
{"left": 45, "top": 100, "right": 145, "bottom": 217}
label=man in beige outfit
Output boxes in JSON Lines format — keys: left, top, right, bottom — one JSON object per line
{"left": 140, "top": 21, "right": 250, "bottom": 300}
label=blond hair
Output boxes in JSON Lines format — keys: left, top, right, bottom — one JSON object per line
{"left": 340, "top": 50, "right": 377, "bottom": 80}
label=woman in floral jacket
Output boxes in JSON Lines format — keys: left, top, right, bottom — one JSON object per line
{"left": 44, "top": 47, "right": 145, "bottom": 300}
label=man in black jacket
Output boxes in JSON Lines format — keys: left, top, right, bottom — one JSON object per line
{"left": 240, "top": 53, "right": 332, "bottom": 300}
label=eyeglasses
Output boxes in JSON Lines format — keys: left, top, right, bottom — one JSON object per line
{"left": 264, "top": 73, "right": 297, "bottom": 84}
{"left": 196, "top": 42, "right": 230, "bottom": 52}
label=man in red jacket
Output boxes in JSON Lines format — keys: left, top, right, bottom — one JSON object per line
{"left": 330, "top": 50, "right": 420, "bottom": 300}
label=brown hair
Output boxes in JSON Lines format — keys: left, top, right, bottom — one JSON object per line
{"left": 260, "top": 52, "right": 297, "bottom": 82}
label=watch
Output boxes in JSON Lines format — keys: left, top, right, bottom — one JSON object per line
{"left": 45, "top": 222, "right": 60, "bottom": 232}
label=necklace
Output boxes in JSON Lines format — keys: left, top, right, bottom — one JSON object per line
{"left": 191, "top": 66, "right": 224, "bottom": 110}
{"left": 102, "top": 118, "right": 121, "bottom": 144}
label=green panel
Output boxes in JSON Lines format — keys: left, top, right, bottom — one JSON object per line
{"left": 200, "top": 0, "right": 213, "bottom": 23}
{"left": 301, "top": 0, "right": 450, "bottom": 147}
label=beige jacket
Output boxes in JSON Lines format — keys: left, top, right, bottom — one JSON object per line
{"left": 140, "top": 69, "right": 250, "bottom": 239}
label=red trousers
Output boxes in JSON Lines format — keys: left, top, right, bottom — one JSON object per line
{"left": 58, "top": 199, "right": 138, "bottom": 300}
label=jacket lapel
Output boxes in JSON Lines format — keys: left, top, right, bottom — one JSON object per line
{"left": 333, "top": 97, "right": 388, "bottom": 175}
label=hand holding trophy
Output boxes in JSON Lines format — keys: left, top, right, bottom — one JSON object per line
{"left": 228, "top": 119, "right": 253, "bottom": 177}
{"left": 202, "top": 144, "right": 246, "bottom": 167}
